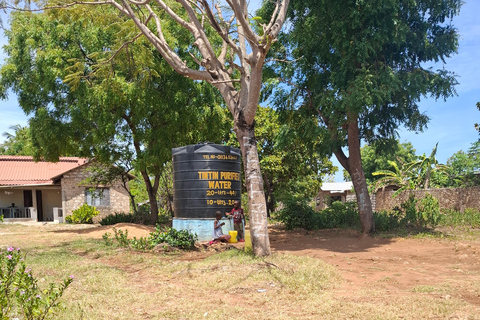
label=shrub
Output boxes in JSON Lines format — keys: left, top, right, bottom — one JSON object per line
{"left": 278, "top": 199, "right": 359, "bottom": 230}
{"left": 373, "top": 209, "right": 402, "bottom": 231}
{"left": 317, "top": 201, "right": 360, "bottom": 229}
{"left": 399, "top": 193, "right": 440, "bottom": 228}
{"left": 65, "top": 204, "right": 99, "bottom": 224}
{"left": 418, "top": 194, "right": 441, "bottom": 228}
{"left": 278, "top": 198, "right": 316, "bottom": 230}
{"left": 102, "top": 226, "right": 197, "bottom": 250}
{"left": 99, "top": 207, "right": 172, "bottom": 226}
{"left": 99, "top": 212, "right": 135, "bottom": 226}
{"left": 0, "top": 247, "right": 73, "bottom": 319}
{"left": 374, "top": 194, "right": 441, "bottom": 231}
{"left": 149, "top": 226, "right": 198, "bottom": 249}
{"left": 438, "top": 208, "right": 480, "bottom": 228}
{"left": 401, "top": 193, "right": 419, "bottom": 227}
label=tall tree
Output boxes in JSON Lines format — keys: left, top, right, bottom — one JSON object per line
{"left": 271, "top": 0, "right": 461, "bottom": 234}
{"left": 408, "top": 143, "right": 448, "bottom": 189}
{"left": 444, "top": 141, "right": 480, "bottom": 187}
{"left": 0, "top": 125, "right": 34, "bottom": 156}
{"left": 63, "top": 0, "right": 290, "bottom": 256}
{"left": 360, "top": 140, "right": 417, "bottom": 185}
{"left": 0, "top": 8, "right": 229, "bottom": 223}
{"left": 228, "top": 106, "right": 335, "bottom": 215}
{"left": 4, "top": 0, "right": 290, "bottom": 255}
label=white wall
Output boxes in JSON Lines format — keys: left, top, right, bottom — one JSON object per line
{"left": 0, "top": 189, "right": 24, "bottom": 207}
{"left": 40, "top": 189, "right": 62, "bottom": 221}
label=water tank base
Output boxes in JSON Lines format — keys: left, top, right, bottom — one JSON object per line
{"left": 172, "top": 218, "right": 234, "bottom": 242}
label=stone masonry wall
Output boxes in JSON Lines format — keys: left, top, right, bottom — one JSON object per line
{"left": 61, "top": 163, "right": 130, "bottom": 221}
{"left": 374, "top": 187, "right": 480, "bottom": 212}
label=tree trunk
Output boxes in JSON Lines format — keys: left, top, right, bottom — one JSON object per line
{"left": 263, "top": 174, "right": 275, "bottom": 218}
{"left": 140, "top": 171, "right": 160, "bottom": 224}
{"left": 346, "top": 116, "right": 375, "bottom": 234}
{"left": 128, "top": 191, "right": 137, "bottom": 214}
{"left": 333, "top": 114, "right": 375, "bottom": 235}
{"left": 235, "top": 120, "right": 271, "bottom": 257}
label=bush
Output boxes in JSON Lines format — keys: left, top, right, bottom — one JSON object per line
{"left": 65, "top": 204, "right": 99, "bottom": 224}
{"left": 99, "top": 212, "right": 135, "bottom": 226}
{"left": 438, "top": 208, "right": 480, "bottom": 228}
{"left": 400, "top": 193, "right": 440, "bottom": 228}
{"left": 373, "top": 193, "right": 441, "bottom": 231}
{"left": 278, "top": 198, "right": 317, "bottom": 230}
{"left": 317, "top": 201, "right": 360, "bottom": 229}
{"left": 103, "top": 226, "right": 197, "bottom": 251}
{"left": 418, "top": 194, "right": 441, "bottom": 228}
{"left": 401, "top": 193, "right": 418, "bottom": 227}
{"left": 0, "top": 247, "right": 73, "bottom": 319}
{"left": 149, "top": 226, "right": 198, "bottom": 249}
{"left": 373, "top": 209, "right": 402, "bottom": 231}
{"left": 278, "top": 198, "right": 359, "bottom": 230}
{"left": 99, "top": 207, "right": 172, "bottom": 226}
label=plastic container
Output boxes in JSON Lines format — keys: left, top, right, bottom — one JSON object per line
{"left": 228, "top": 230, "right": 238, "bottom": 243}
{"left": 172, "top": 143, "right": 242, "bottom": 218}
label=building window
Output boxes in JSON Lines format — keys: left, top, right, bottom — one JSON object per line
{"left": 85, "top": 188, "right": 110, "bottom": 207}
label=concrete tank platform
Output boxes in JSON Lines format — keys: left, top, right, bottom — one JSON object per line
{"left": 173, "top": 217, "right": 234, "bottom": 242}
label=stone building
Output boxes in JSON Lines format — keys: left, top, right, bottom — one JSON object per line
{"left": 316, "top": 182, "right": 356, "bottom": 210}
{"left": 0, "top": 156, "right": 132, "bottom": 222}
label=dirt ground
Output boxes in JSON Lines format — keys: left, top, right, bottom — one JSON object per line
{"left": 268, "top": 226, "right": 480, "bottom": 305}
{"left": 27, "top": 222, "right": 480, "bottom": 306}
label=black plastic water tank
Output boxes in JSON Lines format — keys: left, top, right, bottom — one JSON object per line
{"left": 172, "top": 143, "right": 242, "bottom": 218}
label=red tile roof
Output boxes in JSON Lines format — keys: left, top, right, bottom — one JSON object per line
{"left": 0, "top": 156, "right": 88, "bottom": 186}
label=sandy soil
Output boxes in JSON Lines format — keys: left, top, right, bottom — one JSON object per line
{"left": 269, "top": 226, "right": 480, "bottom": 305}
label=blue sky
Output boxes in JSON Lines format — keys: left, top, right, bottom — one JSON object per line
{"left": 0, "top": 1, "right": 479, "bottom": 182}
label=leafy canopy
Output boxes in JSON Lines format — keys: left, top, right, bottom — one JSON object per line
{"left": 0, "top": 7, "right": 230, "bottom": 173}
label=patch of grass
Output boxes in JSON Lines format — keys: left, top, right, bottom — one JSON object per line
{"left": 412, "top": 285, "right": 437, "bottom": 293}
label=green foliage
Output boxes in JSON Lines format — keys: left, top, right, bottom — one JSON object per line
{"left": 374, "top": 194, "right": 440, "bottom": 231}
{"left": 373, "top": 210, "right": 403, "bottom": 232}
{"left": 444, "top": 141, "right": 480, "bottom": 187}
{"left": 0, "top": 125, "right": 34, "bottom": 156}
{"left": 149, "top": 226, "right": 198, "bottom": 250}
{"left": 408, "top": 143, "right": 449, "bottom": 189}
{"left": 438, "top": 208, "right": 480, "bottom": 228}
{"left": 277, "top": 198, "right": 317, "bottom": 230}
{"left": 65, "top": 204, "right": 99, "bottom": 224}
{"left": 360, "top": 140, "right": 417, "bottom": 184}
{"left": 103, "top": 226, "right": 197, "bottom": 250}
{"left": 98, "top": 209, "right": 171, "bottom": 226}
{"left": 129, "top": 237, "right": 152, "bottom": 251}
{"left": 0, "top": 247, "right": 73, "bottom": 319}
{"left": 318, "top": 202, "right": 360, "bottom": 229}
{"left": 102, "top": 233, "right": 114, "bottom": 246}
{"left": 266, "top": 0, "right": 461, "bottom": 227}
{"left": 372, "top": 143, "right": 450, "bottom": 192}
{"left": 0, "top": 8, "right": 230, "bottom": 223}
{"left": 418, "top": 194, "right": 441, "bottom": 227}
{"left": 227, "top": 106, "right": 335, "bottom": 215}
{"left": 99, "top": 212, "right": 135, "bottom": 226}
{"left": 278, "top": 199, "right": 359, "bottom": 230}
{"left": 372, "top": 160, "right": 415, "bottom": 195}
{"left": 113, "top": 228, "right": 130, "bottom": 247}
{"left": 401, "top": 194, "right": 419, "bottom": 227}
{"left": 97, "top": 208, "right": 169, "bottom": 227}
